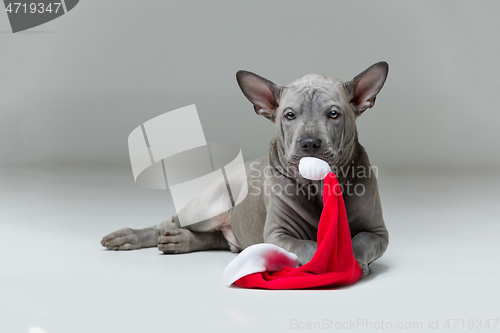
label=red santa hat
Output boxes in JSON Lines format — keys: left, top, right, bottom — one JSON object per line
{"left": 223, "top": 172, "right": 362, "bottom": 289}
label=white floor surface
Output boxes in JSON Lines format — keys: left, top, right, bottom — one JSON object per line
{"left": 1, "top": 164, "right": 499, "bottom": 333}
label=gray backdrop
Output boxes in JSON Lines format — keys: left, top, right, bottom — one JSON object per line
{"left": 1, "top": 0, "right": 499, "bottom": 171}
{"left": 2, "top": 3, "right": 499, "bottom": 332}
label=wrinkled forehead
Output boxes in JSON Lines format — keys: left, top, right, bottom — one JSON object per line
{"left": 281, "top": 74, "right": 348, "bottom": 108}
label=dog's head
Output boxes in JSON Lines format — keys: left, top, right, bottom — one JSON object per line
{"left": 236, "top": 62, "right": 388, "bottom": 173}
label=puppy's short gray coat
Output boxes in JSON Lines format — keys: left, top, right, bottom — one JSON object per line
{"left": 101, "top": 62, "right": 390, "bottom": 277}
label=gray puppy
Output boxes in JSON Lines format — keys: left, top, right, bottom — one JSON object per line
{"left": 101, "top": 62, "right": 389, "bottom": 277}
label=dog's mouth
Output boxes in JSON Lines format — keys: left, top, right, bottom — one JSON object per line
{"left": 286, "top": 150, "right": 337, "bottom": 176}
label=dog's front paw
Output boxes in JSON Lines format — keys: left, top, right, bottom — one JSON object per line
{"left": 360, "top": 263, "right": 370, "bottom": 277}
{"left": 355, "top": 259, "right": 370, "bottom": 277}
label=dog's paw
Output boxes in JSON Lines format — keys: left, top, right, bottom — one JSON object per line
{"left": 157, "top": 229, "right": 194, "bottom": 254}
{"left": 354, "top": 257, "right": 370, "bottom": 278}
{"left": 360, "top": 263, "right": 370, "bottom": 277}
{"left": 101, "top": 228, "right": 144, "bottom": 250}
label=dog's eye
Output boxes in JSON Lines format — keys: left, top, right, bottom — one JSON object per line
{"left": 285, "top": 110, "right": 295, "bottom": 120}
{"left": 329, "top": 110, "right": 339, "bottom": 119}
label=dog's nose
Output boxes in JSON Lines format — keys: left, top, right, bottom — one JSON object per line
{"left": 299, "top": 137, "right": 322, "bottom": 153}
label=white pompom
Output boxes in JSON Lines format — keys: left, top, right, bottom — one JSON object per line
{"left": 298, "top": 157, "right": 331, "bottom": 180}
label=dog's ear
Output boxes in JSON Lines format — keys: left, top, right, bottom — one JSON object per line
{"left": 236, "top": 71, "right": 284, "bottom": 122}
{"left": 343, "top": 61, "right": 389, "bottom": 114}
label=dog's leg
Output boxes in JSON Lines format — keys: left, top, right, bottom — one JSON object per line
{"left": 102, "top": 170, "right": 238, "bottom": 252}
{"left": 156, "top": 214, "right": 232, "bottom": 254}
{"left": 156, "top": 181, "right": 242, "bottom": 254}
{"left": 101, "top": 214, "right": 232, "bottom": 253}
{"left": 100, "top": 215, "right": 185, "bottom": 251}
{"left": 101, "top": 226, "right": 159, "bottom": 250}
{"left": 266, "top": 233, "right": 318, "bottom": 266}
{"left": 344, "top": 173, "right": 389, "bottom": 277}
{"left": 351, "top": 231, "right": 388, "bottom": 277}
{"left": 157, "top": 228, "right": 230, "bottom": 254}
